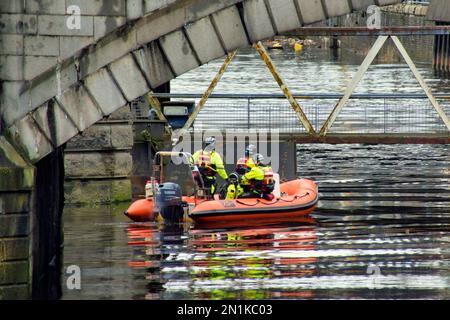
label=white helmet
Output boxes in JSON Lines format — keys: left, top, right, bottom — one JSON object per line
{"left": 203, "top": 136, "right": 216, "bottom": 150}
{"left": 245, "top": 144, "right": 256, "bottom": 157}
{"left": 254, "top": 153, "right": 264, "bottom": 165}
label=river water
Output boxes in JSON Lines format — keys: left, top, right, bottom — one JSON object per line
{"left": 62, "top": 46, "right": 450, "bottom": 300}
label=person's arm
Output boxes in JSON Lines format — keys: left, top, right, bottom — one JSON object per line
{"left": 242, "top": 167, "right": 258, "bottom": 183}
{"left": 212, "top": 152, "right": 228, "bottom": 180}
{"left": 247, "top": 158, "right": 256, "bottom": 168}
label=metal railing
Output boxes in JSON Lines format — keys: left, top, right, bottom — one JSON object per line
{"left": 150, "top": 93, "right": 450, "bottom": 135}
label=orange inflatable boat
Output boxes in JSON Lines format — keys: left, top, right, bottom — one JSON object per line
{"left": 124, "top": 151, "right": 318, "bottom": 226}
{"left": 189, "top": 179, "right": 318, "bottom": 226}
{"left": 124, "top": 179, "right": 318, "bottom": 225}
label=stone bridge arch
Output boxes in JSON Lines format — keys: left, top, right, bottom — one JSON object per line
{"left": 0, "top": 0, "right": 402, "bottom": 163}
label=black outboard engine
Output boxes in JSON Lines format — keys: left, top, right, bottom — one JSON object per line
{"left": 155, "top": 182, "right": 184, "bottom": 222}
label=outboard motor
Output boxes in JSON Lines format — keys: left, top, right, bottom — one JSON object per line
{"left": 155, "top": 182, "right": 184, "bottom": 222}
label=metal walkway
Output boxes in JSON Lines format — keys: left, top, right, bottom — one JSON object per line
{"left": 152, "top": 93, "right": 450, "bottom": 144}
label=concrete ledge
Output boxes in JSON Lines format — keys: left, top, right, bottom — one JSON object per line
{"left": 0, "top": 238, "right": 29, "bottom": 262}
{"left": 64, "top": 152, "right": 132, "bottom": 178}
{"left": 0, "top": 215, "right": 29, "bottom": 237}
{"left": 0, "top": 284, "right": 29, "bottom": 300}
{"left": 0, "top": 261, "right": 29, "bottom": 285}
{"left": 64, "top": 178, "right": 132, "bottom": 205}
{"left": 66, "top": 123, "right": 133, "bottom": 150}
{"left": 0, "top": 193, "right": 31, "bottom": 213}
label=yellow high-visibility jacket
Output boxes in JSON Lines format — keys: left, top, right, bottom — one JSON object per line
{"left": 191, "top": 150, "right": 228, "bottom": 180}
{"left": 241, "top": 166, "right": 264, "bottom": 187}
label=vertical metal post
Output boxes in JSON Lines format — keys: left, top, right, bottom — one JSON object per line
{"left": 436, "top": 32, "right": 442, "bottom": 72}
{"left": 444, "top": 34, "right": 450, "bottom": 72}
{"left": 254, "top": 42, "right": 315, "bottom": 134}
{"left": 319, "top": 36, "right": 389, "bottom": 136}
{"left": 433, "top": 32, "right": 438, "bottom": 70}
{"left": 391, "top": 36, "right": 450, "bottom": 132}
{"left": 441, "top": 34, "right": 447, "bottom": 73}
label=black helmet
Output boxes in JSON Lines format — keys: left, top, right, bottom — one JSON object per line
{"left": 245, "top": 144, "right": 256, "bottom": 157}
{"left": 254, "top": 153, "right": 264, "bottom": 165}
{"left": 203, "top": 136, "right": 216, "bottom": 150}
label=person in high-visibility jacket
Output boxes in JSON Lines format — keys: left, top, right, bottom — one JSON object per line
{"left": 235, "top": 144, "right": 257, "bottom": 195}
{"left": 235, "top": 153, "right": 264, "bottom": 198}
{"left": 191, "top": 136, "right": 228, "bottom": 196}
{"left": 236, "top": 154, "right": 275, "bottom": 200}
{"left": 235, "top": 144, "right": 256, "bottom": 175}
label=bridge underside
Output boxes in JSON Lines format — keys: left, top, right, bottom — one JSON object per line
{"left": 1, "top": 0, "right": 403, "bottom": 164}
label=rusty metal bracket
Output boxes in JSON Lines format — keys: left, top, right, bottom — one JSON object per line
{"left": 146, "top": 92, "right": 166, "bottom": 121}
{"left": 254, "top": 41, "right": 315, "bottom": 134}
{"left": 175, "top": 50, "right": 237, "bottom": 140}
{"left": 146, "top": 91, "right": 173, "bottom": 135}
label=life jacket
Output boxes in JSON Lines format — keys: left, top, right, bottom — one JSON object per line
{"left": 195, "top": 150, "right": 216, "bottom": 177}
{"left": 261, "top": 166, "right": 275, "bottom": 193}
{"left": 236, "top": 157, "right": 250, "bottom": 175}
{"left": 244, "top": 167, "right": 264, "bottom": 192}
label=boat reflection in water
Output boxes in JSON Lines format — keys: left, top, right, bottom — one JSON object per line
{"left": 127, "top": 217, "right": 321, "bottom": 300}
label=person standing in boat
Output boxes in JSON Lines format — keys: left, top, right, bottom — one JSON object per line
{"left": 191, "top": 136, "right": 228, "bottom": 197}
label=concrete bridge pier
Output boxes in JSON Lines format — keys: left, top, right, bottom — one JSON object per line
{"left": 0, "top": 138, "right": 64, "bottom": 300}
{"left": 32, "top": 145, "right": 65, "bottom": 300}
{"left": 0, "top": 137, "right": 34, "bottom": 299}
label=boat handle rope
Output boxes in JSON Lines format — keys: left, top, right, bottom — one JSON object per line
{"left": 278, "top": 192, "right": 309, "bottom": 203}
{"left": 235, "top": 199, "right": 260, "bottom": 206}
{"left": 235, "top": 192, "right": 309, "bottom": 206}
{"left": 257, "top": 198, "right": 281, "bottom": 206}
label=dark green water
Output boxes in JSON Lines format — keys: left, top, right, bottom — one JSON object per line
{"left": 62, "top": 143, "right": 449, "bottom": 300}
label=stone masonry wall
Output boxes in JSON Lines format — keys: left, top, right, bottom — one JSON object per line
{"left": 0, "top": 0, "right": 173, "bottom": 205}
{"left": 0, "top": 137, "right": 34, "bottom": 299}
{"left": 64, "top": 105, "right": 134, "bottom": 205}
{"left": 0, "top": 0, "right": 175, "bottom": 81}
